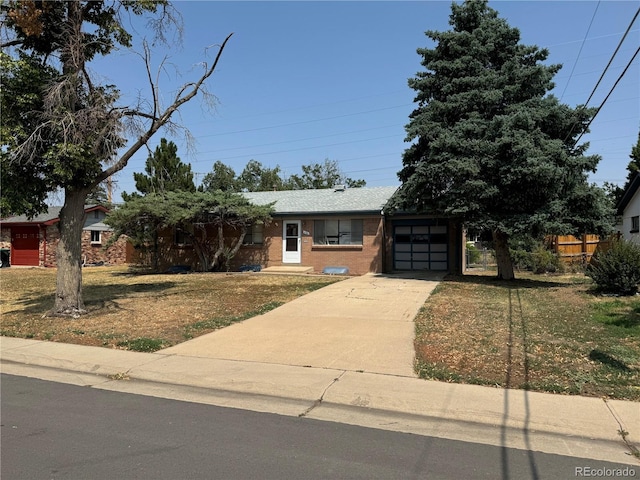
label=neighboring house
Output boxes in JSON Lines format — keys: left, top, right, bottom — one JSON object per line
{"left": 616, "top": 174, "right": 640, "bottom": 244}
{"left": 145, "top": 186, "right": 465, "bottom": 275}
{"left": 0, "top": 205, "right": 130, "bottom": 267}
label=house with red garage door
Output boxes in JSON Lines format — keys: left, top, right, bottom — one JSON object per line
{"left": 0, "top": 205, "right": 130, "bottom": 268}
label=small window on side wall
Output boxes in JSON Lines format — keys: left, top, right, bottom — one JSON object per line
{"left": 631, "top": 216, "right": 639, "bottom": 233}
{"left": 90, "top": 230, "right": 101, "bottom": 244}
{"left": 174, "top": 228, "right": 192, "bottom": 246}
{"left": 243, "top": 224, "right": 264, "bottom": 245}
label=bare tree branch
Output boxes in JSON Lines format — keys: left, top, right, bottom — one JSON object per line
{"left": 97, "top": 32, "right": 233, "bottom": 183}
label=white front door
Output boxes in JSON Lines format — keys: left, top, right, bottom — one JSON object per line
{"left": 282, "top": 220, "right": 301, "bottom": 263}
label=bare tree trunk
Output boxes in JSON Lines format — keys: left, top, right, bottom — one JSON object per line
{"left": 493, "top": 229, "right": 515, "bottom": 280}
{"left": 210, "top": 224, "right": 226, "bottom": 270}
{"left": 52, "top": 188, "right": 89, "bottom": 316}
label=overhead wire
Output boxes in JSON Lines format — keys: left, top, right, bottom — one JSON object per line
{"left": 565, "top": 5, "right": 640, "bottom": 145}
{"left": 559, "top": 0, "right": 601, "bottom": 101}
{"left": 573, "top": 45, "right": 639, "bottom": 147}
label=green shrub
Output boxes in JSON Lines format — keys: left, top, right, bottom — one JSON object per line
{"left": 511, "top": 243, "right": 563, "bottom": 274}
{"left": 466, "top": 243, "right": 482, "bottom": 264}
{"left": 531, "top": 245, "right": 563, "bottom": 274}
{"left": 511, "top": 249, "right": 533, "bottom": 271}
{"left": 586, "top": 239, "right": 640, "bottom": 295}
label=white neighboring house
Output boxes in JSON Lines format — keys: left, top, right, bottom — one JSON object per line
{"left": 616, "top": 174, "right": 640, "bottom": 244}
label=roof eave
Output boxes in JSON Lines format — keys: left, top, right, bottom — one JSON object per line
{"left": 616, "top": 174, "right": 640, "bottom": 215}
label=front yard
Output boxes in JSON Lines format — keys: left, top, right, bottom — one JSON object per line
{"left": 1, "top": 267, "right": 638, "bottom": 400}
{"left": 414, "top": 271, "right": 640, "bottom": 401}
{"left": 0, "top": 267, "right": 342, "bottom": 352}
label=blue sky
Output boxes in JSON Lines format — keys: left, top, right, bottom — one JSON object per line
{"left": 95, "top": 1, "right": 640, "bottom": 201}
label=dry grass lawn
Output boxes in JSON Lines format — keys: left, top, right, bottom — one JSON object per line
{"left": 1, "top": 266, "right": 342, "bottom": 351}
{"left": 414, "top": 270, "right": 640, "bottom": 401}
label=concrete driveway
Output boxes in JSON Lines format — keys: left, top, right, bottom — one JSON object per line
{"left": 160, "top": 272, "right": 443, "bottom": 377}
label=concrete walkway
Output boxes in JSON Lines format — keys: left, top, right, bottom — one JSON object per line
{"left": 161, "top": 273, "right": 441, "bottom": 376}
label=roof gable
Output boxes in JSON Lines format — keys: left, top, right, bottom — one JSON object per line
{"left": 242, "top": 186, "right": 398, "bottom": 215}
{"left": 617, "top": 174, "right": 640, "bottom": 215}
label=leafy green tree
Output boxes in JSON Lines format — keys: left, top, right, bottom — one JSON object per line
{"left": 106, "top": 191, "right": 273, "bottom": 271}
{"left": 238, "top": 160, "right": 287, "bottom": 192}
{"left": 0, "top": 52, "right": 59, "bottom": 217}
{"left": 0, "top": 1, "right": 232, "bottom": 315}
{"left": 200, "top": 160, "right": 239, "bottom": 192}
{"left": 288, "top": 159, "right": 365, "bottom": 189}
{"left": 123, "top": 138, "right": 195, "bottom": 200}
{"left": 391, "top": 0, "right": 613, "bottom": 279}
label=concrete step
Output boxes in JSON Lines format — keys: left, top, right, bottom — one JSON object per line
{"left": 260, "top": 266, "right": 314, "bottom": 274}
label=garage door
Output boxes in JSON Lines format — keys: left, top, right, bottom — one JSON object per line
{"left": 11, "top": 226, "right": 40, "bottom": 266}
{"left": 393, "top": 224, "right": 448, "bottom": 271}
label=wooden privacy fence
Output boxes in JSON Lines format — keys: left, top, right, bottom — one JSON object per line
{"left": 547, "top": 234, "right": 619, "bottom": 264}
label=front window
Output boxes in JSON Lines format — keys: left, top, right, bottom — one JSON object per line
{"left": 90, "top": 230, "right": 101, "bottom": 244}
{"left": 243, "top": 224, "right": 264, "bottom": 245}
{"left": 632, "top": 216, "right": 639, "bottom": 233}
{"left": 313, "top": 219, "right": 363, "bottom": 245}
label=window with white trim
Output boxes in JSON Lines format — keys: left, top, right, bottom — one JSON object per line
{"left": 313, "top": 219, "right": 363, "bottom": 245}
{"left": 631, "top": 216, "right": 639, "bottom": 233}
{"left": 243, "top": 224, "right": 264, "bottom": 245}
{"left": 90, "top": 230, "right": 101, "bottom": 244}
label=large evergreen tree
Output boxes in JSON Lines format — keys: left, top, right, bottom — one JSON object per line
{"left": 392, "top": 0, "right": 613, "bottom": 279}
{"left": 123, "top": 138, "right": 195, "bottom": 199}
{"left": 1, "top": 1, "right": 232, "bottom": 315}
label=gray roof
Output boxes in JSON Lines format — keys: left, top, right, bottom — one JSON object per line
{"left": 1, "top": 207, "right": 63, "bottom": 224}
{"left": 242, "top": 186, "right": 398, "bottom": 215}
{"left": 1, "top": 205, "right": 104, "bottom": 224}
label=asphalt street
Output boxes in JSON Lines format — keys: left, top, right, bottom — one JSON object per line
{"left": 2, "top": 374, "right": 636, "bottom": 480}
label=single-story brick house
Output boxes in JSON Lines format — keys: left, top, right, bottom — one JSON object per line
{"left": 616, "top": 174, "right": 640, "bottom": 244}
{"left": 0, "top": 205, "right": 130, "bottom": 267}
{"left": 144, "top": 186, "right": 465, "bottom": 275}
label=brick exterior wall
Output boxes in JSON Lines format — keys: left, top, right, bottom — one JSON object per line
{"left": 140, "top": 215, "right": 463, "bottom": 276}
{"left": 231, "top": 216, "right": 384, "bottom": 275}
{"left": 0, "top": 227, "right": 10, "bottom": 249}
{"left": 1, "top": 225, "right": 128, "bottom": 267}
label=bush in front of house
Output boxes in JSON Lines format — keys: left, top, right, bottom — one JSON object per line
{"left": 586, "top": 239, "right": 640, "bottom": 296}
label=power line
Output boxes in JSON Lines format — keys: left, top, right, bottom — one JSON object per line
{"left": 196, "top": 124, "right": 399, "bottom": 155}
{"left": 565, "top": 6, "right": 640, "bottom": 145}
{"left": 194, "top": 103, "right": 413, "bottom": 139}
{"left": 574, "top": 45, "right": 640, "bottom": 146}
{"left": 559, "top": 1, "right": 601, "bottom": 101}
{"left": 190, "top": 134, "right": 401, "bottom": 164}
{"left": 583, "top": 6, "right": 640, "bottom": 108}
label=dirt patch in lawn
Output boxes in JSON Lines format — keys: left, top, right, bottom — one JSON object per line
{"left": 0, "top": 267, "right": 343, "bottom": 351}
{"left": 414, "top": 271, "right": 640, "bottom": 401}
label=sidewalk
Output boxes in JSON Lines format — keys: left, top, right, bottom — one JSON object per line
{"left": 1, "top": 272, "right": 639, "bottom": 466}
